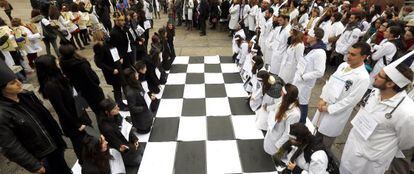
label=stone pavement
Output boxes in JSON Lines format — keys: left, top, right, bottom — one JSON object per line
{"left": 0, "top": 1, "right": 352, "bottom": 173}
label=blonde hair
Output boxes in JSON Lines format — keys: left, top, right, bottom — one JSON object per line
{"left": 93, "top": 30, "right": 106, "bottom": 42}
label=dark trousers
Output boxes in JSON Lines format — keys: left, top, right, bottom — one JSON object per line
{"left": 43, "top": 39, "right": 60, "bottom": 56}
{"left": 69, "top": 132, "right": 86, "bottom": 165}
{"left": 299, "top": 104, "right": 308, "bottom": 123}
{"left": 43, "top": 149, "right": 71, "bottom": 174}
{"left": 113, "top": 82, "right": 125, "bottom": 107}
{"left": 27, "top": 53, "right": 38, "bottom": 68}
{"left": 199, "top": 18, "right": 206, "bottom": 35}
{"left": 70, "top": 32, "right": 84, "bottom": 49}
{"left": 79, "top": 29, "right": 89, "bottom": 46}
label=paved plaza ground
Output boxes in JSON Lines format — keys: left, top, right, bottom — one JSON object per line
{"left": 0, "top": 1, "right": 353, "bottom": 173}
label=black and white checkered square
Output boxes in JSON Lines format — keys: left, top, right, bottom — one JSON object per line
{"left": 135, "top": 56, "right": 277, "bottom": 174}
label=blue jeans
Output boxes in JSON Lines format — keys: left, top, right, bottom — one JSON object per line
{"left": 299, "top": 104, "right": 308, "bottom": 123}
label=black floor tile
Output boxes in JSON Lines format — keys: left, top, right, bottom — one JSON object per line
{"left": 174, "top": 141, "right": 207, "bottom": 174}
{"left": 205, "top": 84, "right": 227, "bottom": 98}
{"left": 237, "top": 139, "right": 276, "bottom": 173}
{"left": 228, "top": 97, "right": 255, "bottom": 115}
{"left": 149, "top": 117, "right": 180, "bottom": 142}
{"left": 207, "top": 116, "right": 235, "bottom": 140}
{"left": 189, "top": 56, "right": 204, "bottom": 64}
{"left": 182, "top": 98, "right": 206, "bottom": 116}
{"left": 186, "top": 73, "right": 205, "bottom": 84}
{"left": 223, "top": 73, "right": 243, "bottom": 83}
{"left": 169, "top": 64, "right": 188, "bottom": 73}
{"left": 162, "top": 85, "right": 185, "bottom": 98}
{"left": 204, "top": 64, "right": 222, "bottom": 73}
{"left": 220, "top": 56, "right": 234, "bottom": 63}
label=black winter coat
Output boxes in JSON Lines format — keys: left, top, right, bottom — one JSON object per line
{"left": 94, "top": 42, "right": 123, "bottom": 86}
{"left": 110, "top": 26, "right": 132, "bottom": 67}
{"left": 125, "top": 84, "right": 153, "bottom": 134}
{"left": 198, "top": 0, "right": 210, "bottom": 20}
{"left": 99, "top": 114, "right": 138, "bottom": 150}
{"left": 0, "top": 91, "right": 66, "bottom": 172}
{"left": 43, "top": 80, "right": 92, "bottom": 137}
{"left": 143, "top": 56, "right": 166, "bottom": 94}
{"left": 60, "top": 57, "right": 105, "bottom": 107}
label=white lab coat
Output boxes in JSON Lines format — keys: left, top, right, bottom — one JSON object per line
{"left": 263, "top": 103, "right": 300, "bottom": 155}
{"left": 261, "top": 19, "right": 273, "bottom": 65}
{"left": 232, "top": 29, "right": 245, "bottom": 54}
{"left": 242, "top": 52, "right": 254, "bottom": 79}
{"left": 249, "top": 74, "right": 263, "bottom": 111}
{"left": 298, "top": 13, "right": 309, "bottom": 27}
{"left": 144, "top": 1, "right": 153, "bottom": 20}
{"left": 255, "top": 94, "right": 278, "bottom": 131}
{"left": 229, "top": 4, "right": 240, "bottom": 30}
{"left": 278, "top": 43, "right": 305, "bottom": 84}
{"left": 323, "top": 21, "right": 345, "bottom": 51}
{"left": 19, "top": 26, "right": 42, "bottom": 54}
{"left": 292, "top": 48, "right": 326, "bottom": 105}
{"left": 248, "top": 5, "right": 259, "bottom": 31}
{"left": 312, "top": 63, "right": 370, "bottom": 137}
{"left": 241, "top": 5, "right": 250, "bottom": 28}
{"left": 183, "top": 0, "right": 194, "bottom": 20}
{"left": 335, "top": 26, "right": 362, "bottom": 56}
{"left": 289, "top": 8, "right": 299, "bottom": 22}
{"left": 370, "top": 39, "right": 397, "bottom": 84}
{"left": 286, "top": 148, "right": 329, "bottom": 174}
{"left": 269, "top": 24, "right": 291, "bottom": 75}
{"left": 237, "top": 42, "right": 249, "bottom": 66}
{"left": 340, "top": 90, "right": 414, "bottom": 174}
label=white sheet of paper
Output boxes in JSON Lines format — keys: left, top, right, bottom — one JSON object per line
{"left": 351, "top": 109, "right": 378, "bottom": 140}
{"left": 136, "top": 25, "right": 145, "bottom": 36}
{"left": 129, "top": 28, "right": 136, "bottom": 41}
{"left": 110, "top": 48, "right": 120, "bottom": 62}
{"left": 395, "top": 150, "right": 405, "bottom": 158}
{"left": 155, "top": 68, "right": 161, "bottom": 79}
{"left": 141, "top": 81, "right": 150, "bottom": 92}
{"left": 144, "top": 20, "right": 151, "bottom": 30}
{"left": 144, "top": 93, "right": 152, "bottom": 109}
{"left": 109, "top": 148, "right": 126, "bottom": 174}
{"left": 121, "top": 118, "right": 133, "bottom": 141}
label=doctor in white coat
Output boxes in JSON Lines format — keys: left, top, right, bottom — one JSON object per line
{"left": 261, "top": 9, "right": 276, "bottom": 68}
{"left": 247, "top": 0, "right": 259, "bottom": 37}
{"left": 263, "top": 84, "right": 301, "bottom": 155}
{"left": 369, "top": 26, "right": 399, "bottom": 85}
{"left": 269, "top": 14, "right": 291, "bottom": 75}
{"left": 278, "top": 25, "right": 305, "bottom": 84}
{"left": 340, "top": 54, "right": 414, "bottom": 174}
{"left": 292, "top": 28, "right": 326, "bottom": 123}
{"left": 313, "top": 42, "right": 371, "bottom": 148}
{"left": 228, "top": 0, "right": 241, "bottom": 34}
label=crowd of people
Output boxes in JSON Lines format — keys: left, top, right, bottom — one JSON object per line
{"left": 230, "top": 0, "right": 414, "bottom": 173}
{"left": 1, "top": 0, "right": 414, "bottom": 174}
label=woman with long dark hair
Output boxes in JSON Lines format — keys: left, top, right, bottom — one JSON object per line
{"left": 279, "top": 26, "right": 305, "bottom": 84}
{"left": 124, "top": 61, "right": 154, "bottom": 133}
{"left": 263, "top": 83, "right": 301, "bottom": 155}
{"left": 248, "top": 55, "right": 265, "bottom": 112}
{"left": 81, "top": 135, "right": 112, "bottom": 174}
{"left": 35, "top": 54, "right": 92, "bottom": 163}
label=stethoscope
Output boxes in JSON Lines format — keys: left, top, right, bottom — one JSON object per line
{"left": 385, "top": 97, "right": 406, "bottom": 119}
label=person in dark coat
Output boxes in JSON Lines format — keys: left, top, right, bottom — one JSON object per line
{"left": 35, "top": 55, "right": 92, "bottom": 164}
{"left": 93, "top": 30, "right": 128, "bottom": 111}
{"left": 124, "top": 62, "right": 154, "bottom": 133}
{"left": 166, "top": 22, "right": 176, "bottom": 57}
{"left": 209, "top": 0, "right": 220, "bottom": 29}
{"left": 99, "top": 98, "right": 143, "bottom": 167}
{"left": 59, "top": 44, "right": 105, "bottom": 119}
{"left": 81, "top": 134, "right": 112, "bottom": 174}
{"left": 198, "top": 0, "right": 209, "bottom": 36}
{"left": 95, "top": 0, "right": 112, "bottom": 31}
{"left": 110, "top": 12, "right": 133, "bottom": 69}
{"left": 0, "top": 60, "right": 71, "bottom": 174}
{"left": 158, "top": 27, "right": 175, "bottom": 70}
{"left": 146, "top": 42, "right": 167, "bottom": 94}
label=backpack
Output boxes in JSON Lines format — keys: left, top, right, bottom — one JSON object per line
{"left": 383, "top": 39, "right": 405, "bottom": 66}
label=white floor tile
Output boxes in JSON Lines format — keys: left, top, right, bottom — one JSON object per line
{"left": 177, "top": 117, "right": 207, "bottom": 141}
{"left": 173, "top": 56, "right": 190, "bottom": 64}
{"left": 225, "top": 83, "right": 249, "bottom": 97}
{"left": 187, "top": 64, "right": 205, "bottom": 73}
{"left": 204, "top": 73, "right": 225, "bottom": 84}
{"left": 204, "top": 55, "right": 221, "bottom": 64}
{"left": 166, "top": 73, "right": 186, "bottom": 85}
{"left": 138, "top": 142, "right": 177, "bottom": 174}
{"left": 156, "top": 99, "right": 183, "bottom": 117}
{"left": 206, "top": 140, "right": 242, "bottom": 174}
{"left": 206, "top": 98, "right": 231, "bottom": 116}
{"left": 231, "top": 115, "right": 264, "bottom": 139}
{"left": 221, "top": 63, "right": 240, "bottom": 73}
{"left": 183, "top": 84, "right": 206, "bottom": 98}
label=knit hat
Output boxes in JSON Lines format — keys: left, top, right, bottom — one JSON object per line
{"left": 0, "top": 59, "right": 16, "bottom": 87}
